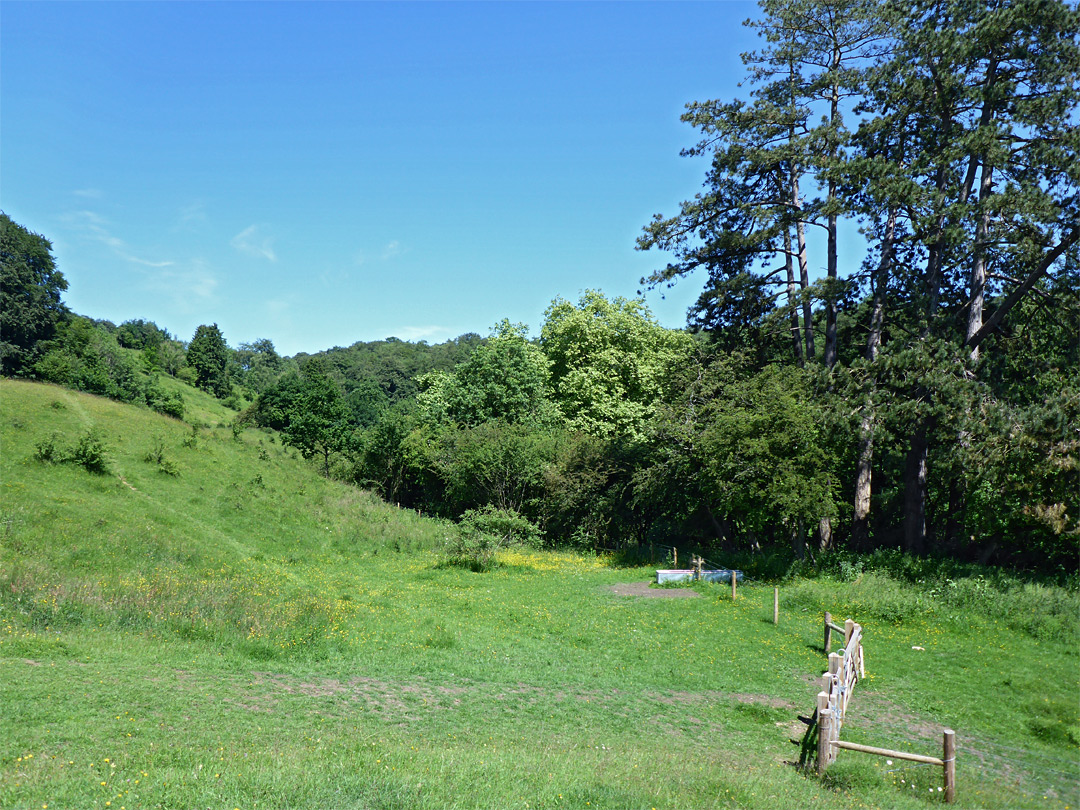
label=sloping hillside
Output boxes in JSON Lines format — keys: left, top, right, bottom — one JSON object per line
{"left": 0, "top": 378, "right": 444, "bottom": 660}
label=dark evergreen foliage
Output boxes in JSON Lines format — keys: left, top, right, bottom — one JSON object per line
{"left": 186, "top": 323, "right": 231, "bottom": 398}
{"left": 0, "top": 213, "right": 69, "bottom": 375}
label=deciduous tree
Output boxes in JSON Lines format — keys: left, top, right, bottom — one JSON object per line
{"left": 0, "top": 213, "right": 69, "bottom": 375}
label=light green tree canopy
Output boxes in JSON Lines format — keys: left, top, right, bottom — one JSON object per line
{"left": 416, "top": 319, "right": 557, "bottom": 428}
{"left": 541, "top": 290, "right": 693, "bottom": 443}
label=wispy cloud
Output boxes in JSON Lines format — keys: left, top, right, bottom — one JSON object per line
{"left": 173, "top": 201, "right": 207, "bottom": 231}
{"left": 72, "top": 188, "right": 103, "bottom": 199}
{"left": 391, "top": 325, "right": 452, "bottom": 342}
{"left": 147, "top": 258, "right": 220, "bottom": 311}
{"left": 231, "top": 225, "right": 276, "bottom": 261}
{"left": 381, "top": 240, "right": 402, "bottom": 260}
{"left": 265, "top": 297, "right": 293, "bottom": 316}
{"left": 62, "top": 209, "right": 174, "bottom": 268}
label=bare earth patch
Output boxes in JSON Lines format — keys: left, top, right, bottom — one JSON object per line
{"left": 608, "top": 581, "right": 700, "bottom": 598}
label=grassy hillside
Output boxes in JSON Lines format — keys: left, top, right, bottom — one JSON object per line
{"left": 1, "top": 379, "right": 1077, "bottom": 809}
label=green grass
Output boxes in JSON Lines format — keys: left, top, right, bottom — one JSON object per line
{"left": 2, "top": 379, "right": 1077, "bottom": 809}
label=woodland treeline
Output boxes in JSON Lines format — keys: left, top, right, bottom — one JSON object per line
{"left": 2, "top": 0, "right": 1077, "bottom": 573}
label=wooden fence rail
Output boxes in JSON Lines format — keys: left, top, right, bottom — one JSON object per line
{"left": 811, "top": 614, "right": 956, "bottom": 803}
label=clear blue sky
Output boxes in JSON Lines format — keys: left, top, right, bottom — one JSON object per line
{"left": 3, "top": 1, "right": 769, "bottom": 357}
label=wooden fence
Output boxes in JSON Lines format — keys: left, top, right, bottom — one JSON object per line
{"left": 811, "top": 613, "right": 956, "bottom": 803}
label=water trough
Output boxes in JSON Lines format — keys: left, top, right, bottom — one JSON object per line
{"left": 656, "top": 569, "right": 744, "bottom": 584}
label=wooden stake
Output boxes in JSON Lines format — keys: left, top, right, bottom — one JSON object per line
{"left": 824, "top": 611, "right": 832, "bottom": 653}
{"left": 817, "top": 705, "right": 832, "bottom": 775}
{"left": 943, "top": 728, "right": 956, "bottom": 804}
{"left": 773, "top": 586, "right": 779, "bottom": 625}
{"left": 731, "top": 569, "right": 737, "bottom": 600}
{"left": 673, "top": 548, "right": 677, "bottom": 568}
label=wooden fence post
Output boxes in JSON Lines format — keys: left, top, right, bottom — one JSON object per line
{"left": 824, "top": 611, "right": 832, "bottom": 653}
{"left": 844, "top": 618, "right": 855, "bottom": 647}
{"left": 943, "top": 728, "right": 956, "bottom": 803}
{"left": 828, "top": 652, "right": 841, "bottom": 676}
{"left": 817, "top": 705, "right": 833, "bottom": 775}
{"left": 673, "top": 548, "right": 677, "bottom": 569}
{"left": 731, "top": 569, "right": 737, "bottom": 600}
{"left": 773, "top": 587, "right": 779, "bottom": 625}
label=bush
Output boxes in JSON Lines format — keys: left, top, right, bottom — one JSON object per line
{"left": 442, "top": 506, "right": 544, "bottom": 572}
{"left": 34, "top": 428, "right": 112, "bottom": 474}
{"left": 458, "top": 505, "right": 543, "bottom": 549}
{"left": 144, "top": 437, "right": 179, "bottom": 476}
{"left": 144, "top": 377, "right": 184, "bottom": 419}
{"left": 34, "top": 432, "right": 61, "bottom": 463}
{"left": 443, "top": 526, "right": 501, "bottom": 572}
{"left": 65, "top": 429, "right": 111, "bottom": 475}
{"left": 182, "top": 427, "right": 199, "bottom": 449}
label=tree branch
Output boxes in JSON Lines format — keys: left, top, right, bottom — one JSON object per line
{"left": 966, "top": 227, "right": 1079, "bottom": 350}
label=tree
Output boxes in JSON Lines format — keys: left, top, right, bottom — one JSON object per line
{"left": 638, "top": 0, "right": 882, "bottom": 368}
{"left": 282, "top": 358, "right": 352, "bottom": 476}
{"left": 0, "top": 213, "right": 69, "bottom": 375}
{"left": 854, "top": 0, "right": 1080, "bottom": 552}
{"left": 694, "top": 360, "right": 843, "bottom": 552}
{"left": 417, "top": 320, "right": 557, "bottom": 428}
{"left": 234, "top": 338, "right": 289, "bottom": 395}
{"left": 186, "top": 324, "right": 230, "bottom": 398}
{"left": 541, "top": 291, "right": 693, "bottom": 443}
{"left": 115, "top": 319, "right": 167, "bottom": 351}
{"left": 639, "top": 0, "right": 1078, "bottom": 557}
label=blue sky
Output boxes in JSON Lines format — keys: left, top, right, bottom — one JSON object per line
{"left": 3, "top": 1, "right": 770, "bottom": 356}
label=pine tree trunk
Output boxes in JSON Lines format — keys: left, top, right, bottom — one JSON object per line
{"left": 792, "top": 174, "right": 815, "bottom": 361}
{"left": 852, "top": 210, "right": 895, "bottom": 550}
{"left": 824, "top": 206, "right": 839, "bottom": 368}
{"left": 815, "top": 516, "right": 833, "bottom": 553}
{"left": 785, "top": 228, "right": 804, "bottom": 367}
{"left": 903, "top": 423, "right": 929, "bottom": 555}
{"left": 966, "top": 164, "right": 994, "bottom": 361}
{"left": 823, "top": 52, "right": 841, "bottom": 369}
{"left": 853, "top": 418, "right": 875, "bottom": 550}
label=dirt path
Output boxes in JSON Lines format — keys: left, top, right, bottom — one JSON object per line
{"left": 607, "top": 582, "right": 700, "bottom": 598}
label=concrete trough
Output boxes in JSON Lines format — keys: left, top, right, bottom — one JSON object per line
{"left": 656, "top": 569, "right": 744, "bottom": 584}
{"left": 656, "top": 569, "right": 695, "bottom": 584}
{"left": 699, "top": 569, "right": 744, "bottom": 584}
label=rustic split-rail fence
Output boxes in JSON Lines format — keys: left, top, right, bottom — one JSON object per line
{"left": 811, "top": 612, "right": 957, "bottom": 803}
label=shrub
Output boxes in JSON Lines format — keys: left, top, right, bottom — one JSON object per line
{"left": 443, "top": 506, "right": 544, "bottom": 572}
{"left": 144, "top": 437, "right": 179, "bottom": 476}
{"left": 458, "top": 505, "right": 543, "bottom": 549}
{"left": 443, "top": 526, "right": 501, "bottom": 572}
{"left": 144, "top": 376, "right": 184, "bottom": 419}
{"left": 182, "top": 427, "right": 199, "bottom": 449}
{"left": 34, "top": 429, "right": 111, "bottom": 473}
{"left": 34, "top": 432, "right": 61, "bottom": 463}
{"left": 65, "top": 428, "right": 111, "bottom": 475}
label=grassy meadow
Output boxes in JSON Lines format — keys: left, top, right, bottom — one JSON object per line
{"left": 1, "top": 378, "right": 1077, "bottom": 809}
